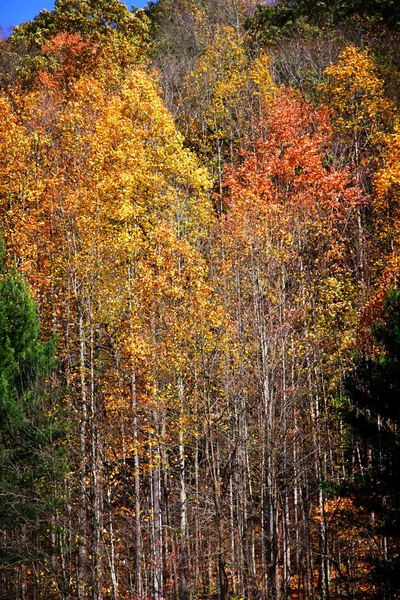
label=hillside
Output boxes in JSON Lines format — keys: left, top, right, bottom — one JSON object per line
{"left": 1, "top": 1, "right": 400, "bottom": 598}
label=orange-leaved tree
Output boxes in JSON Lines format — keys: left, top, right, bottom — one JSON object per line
{"left": 0, "top": 53, "right": 219, "bottom": 596}
{"left": 212, "top": 89, "right": 364, "bottom": 598}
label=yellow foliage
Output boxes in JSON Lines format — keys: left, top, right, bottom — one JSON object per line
{"left": 249, "top": 51, "right": 276, "bottom": 104}
{"left": 321, "top": 45, "right": 394, "bottom": 147}
{"left": 0, "top": 60, "right": 226, "bottom": 475}
{"left": 180, "top": 25, "right": 276, "bottom": 169}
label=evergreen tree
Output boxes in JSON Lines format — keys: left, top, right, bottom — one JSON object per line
{"left": 0, "top": 238, "right": 64, "bottom": 572}
{"left": 245, "top": 0, "right": 400, "bottom": 44}
{"left": 345, "top": 288, "right": 400, "bottom": 598}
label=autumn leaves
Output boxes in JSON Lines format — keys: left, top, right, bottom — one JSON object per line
{"left": 2, "top": 0, "right": 400, "bottom": 596}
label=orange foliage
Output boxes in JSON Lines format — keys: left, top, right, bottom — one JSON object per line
{"left": 224, "top": 90, "right": 362, "bottom": 275}
{"left": 38, "top": 32, "right": 99, "bottom": 90}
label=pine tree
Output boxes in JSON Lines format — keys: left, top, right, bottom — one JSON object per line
{"left": 0, "top": 237, "right": 64, "bottom": 592}
{"left": 345, "top": 288, "right": 400, "bottom": 599}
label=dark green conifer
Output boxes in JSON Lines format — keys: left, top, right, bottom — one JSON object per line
{"left": 344, "top": 288, "right": 400, "bottom": 598}
{"left": 0, "top": 237, "right": 64, "bottom": 567}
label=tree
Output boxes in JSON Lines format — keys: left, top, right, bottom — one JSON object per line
{"left": 10, "top": 0, "right": 149, "bottom": 52}
{"left": 5, "top": 0, "right": 150, "bottom": 93}
{"left": 1, "top": 48, "right": 217, "bottom": 595}
{"left": 212, "top": 90, "right": 363, "bottom": 599}
{"left": 320, "top": 44, "right": 395, "bottom": 287}
{"left": 321, "top": 45, "right": 394, "bottom": 164}
{"left": 246, "top": 0, "right": 400, "bottom": 41}
{"left": 179, "top": 25, "right": 276, "bottom": 198}
{"left": 0, "top": 237, "right": 64, "bottom": 598}
{"left": 344, "top": 287, "right": 400, "bottom": 599}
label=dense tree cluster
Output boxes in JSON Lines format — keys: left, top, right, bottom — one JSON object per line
{"left": 1, "top": 0, "right": 400, "bottom": 598}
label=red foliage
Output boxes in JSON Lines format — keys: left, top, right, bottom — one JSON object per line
{"left": 224, "top": 91, "right": 363, "bottom": 273}
{"left": 38, "top": 32, "right": 98, "bottom": 90}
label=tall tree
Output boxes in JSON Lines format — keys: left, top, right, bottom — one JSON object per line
{"left": 213, "top": 88, "right": 363, "bottom": 599}
{"left": 344, "top": 287, "right": 400, "bottom": 599}
{"left": 0, "top": 237, "right": 64, "bottom": 598}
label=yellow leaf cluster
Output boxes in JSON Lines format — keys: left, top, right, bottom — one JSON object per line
{"left": 321, "top": 45, "right": 394, "bottom": 145}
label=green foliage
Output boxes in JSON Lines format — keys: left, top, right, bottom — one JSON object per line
{"left": 346, "top": 288, "right": 400, "bottom": 438}
{"left": 245, "top": 2, "right": 303, "bottom": 43}
{"left": 245, "top": 0, "right": 400, "bottom": 45}
{"left": 11, "top": 0, "right": 147, "bottom": 46}
{"left": 344, "top": 287, "right": 400, "bottom": 596}
{"left": 289, "top": 0, "right": 400, "bottom": 27}
{"left": 0, "top": 237, "right": 64, "bottom": 560}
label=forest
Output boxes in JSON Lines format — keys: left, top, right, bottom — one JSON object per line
{"left": 1, "top": 0, "right": 400, "bottom": 598}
